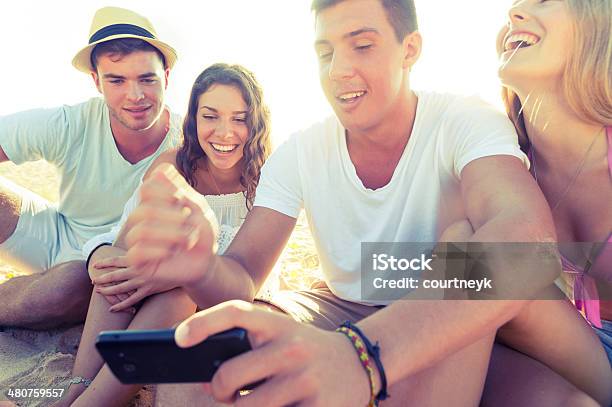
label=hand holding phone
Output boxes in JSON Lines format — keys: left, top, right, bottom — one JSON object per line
{"left": 96, "top": 327, "right": 251, "bottom": 384}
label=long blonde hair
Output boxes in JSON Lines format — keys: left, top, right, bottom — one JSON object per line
{"left": 500, "top": 0, "right": 612, "bottom": 151}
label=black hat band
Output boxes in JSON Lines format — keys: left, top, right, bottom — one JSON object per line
{"left": 89, "top": 23, "right": 155, "bottom": 44}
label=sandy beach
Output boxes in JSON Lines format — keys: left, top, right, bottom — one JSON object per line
{"left": 0, "top": 161, "right": 320, "bottom": 406}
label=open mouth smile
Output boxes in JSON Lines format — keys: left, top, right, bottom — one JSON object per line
{"left": 210, "top": 143, "right": 239, "bottom": 153}
{"left": 336, "top": 90, "right": 367, "bottom": 104}
{"left": 504, "top": 32, "right": 540, "bottom": 51}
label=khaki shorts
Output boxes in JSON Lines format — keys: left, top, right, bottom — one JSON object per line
{"left": 0, "top": 180, "right": 83, "bottom": 274}
{"left": 256, "top": 282, "right": 384, "bottom": 330}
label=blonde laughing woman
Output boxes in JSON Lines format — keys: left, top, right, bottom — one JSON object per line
{"left": 482, "top": 1, "right": 612, "bottom": 406}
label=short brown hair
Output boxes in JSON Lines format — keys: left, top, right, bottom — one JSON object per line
{"left": 311, "top": 0, "right": 418, "bottom": 42}
{"left": 90, "top": 38, "right": 166, "bottom": 72}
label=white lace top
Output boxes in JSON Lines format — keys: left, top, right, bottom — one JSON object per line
{"left": 204, "top": 192, "right": 248, "bottom": 254}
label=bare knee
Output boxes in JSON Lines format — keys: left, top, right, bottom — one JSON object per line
{"left": 145, "top": 288, "right": 197, "bottom": 320}
{"left": 0, "top": 180, "right": 22, "bottom": 243}
{"left": 160, "top": 288, "right": 197, "bottom": 313}
{"left": 86, "top": 245, "right": 127, "bottom": 280}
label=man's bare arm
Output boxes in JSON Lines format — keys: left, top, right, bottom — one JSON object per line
{"left": 462, "top": 156, "right": 556, "bottom": 244}
{"left": 185, "top": 207, "right": 297, "bottom": 309}
{"left": 357, "top": 155, "right": 558, "bottom": 387}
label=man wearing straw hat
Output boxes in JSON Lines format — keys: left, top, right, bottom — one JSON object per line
{"left": 0, "top": 6, "right": 181, "bottom": 329}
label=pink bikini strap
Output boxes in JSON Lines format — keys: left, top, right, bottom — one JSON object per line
{"left": 606, "top": 126, "right": 612, "bottom": 178}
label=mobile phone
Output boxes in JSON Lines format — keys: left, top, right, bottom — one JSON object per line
{"left": 96, "top": 327, "right": 251, "bottom": 384}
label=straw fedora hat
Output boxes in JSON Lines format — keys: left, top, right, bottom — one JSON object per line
{"left": 72, "top": 6, "right": 177, "bottom": 73}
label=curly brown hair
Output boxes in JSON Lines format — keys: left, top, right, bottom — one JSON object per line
{"left": 176, "top": 63, "right": 272, "bottom": 210}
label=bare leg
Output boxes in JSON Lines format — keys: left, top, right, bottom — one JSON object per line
{"left": 496, "top": 297, "right": 612, "bottom": 406}
{"left": 441, "top": 220, "right": 612, "bottom": 406}
{"left": 51, "top": 247, "right": 137, "bottom": 406}
{"left": 482, "top": 344, "right": 600, "bottom": 407}
{"left": 155, "top": 383, "right": 228, "bottom": 407}
{"left": 54, "top": 284, "right": 135, "bottom": 406}
{"left": 375, "top": 332, "right": 495, "bottom": 406}
{"left": 0, "top": 261, "right": 91, "bottom": 329}
{"left": 0, "top": 179, "right": 92, "bottom": 329}
{"left": 67, "top": 288, "right": 197, "bottom": 407}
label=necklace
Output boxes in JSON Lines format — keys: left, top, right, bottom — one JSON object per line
{"left": 532, "top": 126, "right": 603, "bottom": 212}
{"left": 206, "top": 160, "right": 222, "bottom": 195}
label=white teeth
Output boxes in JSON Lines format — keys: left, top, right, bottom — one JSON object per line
{"left": 339, "top": 91, "right": 366, "bottom": 100}
{"left": 505, "top": 33, "right": 540, "bottom": 51}
{"left": 211, "top": 143, "right": 237, "bottom": 152}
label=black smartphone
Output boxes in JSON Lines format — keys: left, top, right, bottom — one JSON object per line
{"left": 96, "top": 327, "right": 251, "bottom": 384}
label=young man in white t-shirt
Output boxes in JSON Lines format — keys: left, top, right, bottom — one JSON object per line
{"left": 0, "top": 7, "right": 182, "bottom": 329}
{"left": 92, "top": 1, "right": 603, "bottom": 405}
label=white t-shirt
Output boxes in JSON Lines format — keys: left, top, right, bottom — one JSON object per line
{"left": 0, "top": 97, "right": 182, "bottom": 243}
{"left": 254, "top": 91, "right": 528, "bottom": 305}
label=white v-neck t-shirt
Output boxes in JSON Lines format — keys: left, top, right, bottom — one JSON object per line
{"left": 254, "top": 91, "right": 528, "bottom": 305}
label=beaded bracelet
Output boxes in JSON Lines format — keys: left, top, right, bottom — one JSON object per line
{"left": 69, "top": 376, "right": 92, "bottom": 388}
{"left": 336, "top": 325, "right": 378, "bottom": 407}
{"left": 339, "top": 321, "right": 389, "bottom": 403}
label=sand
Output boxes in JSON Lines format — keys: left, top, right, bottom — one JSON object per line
{"left": 0, "top": 161, "right": 320, "bottom": 406}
